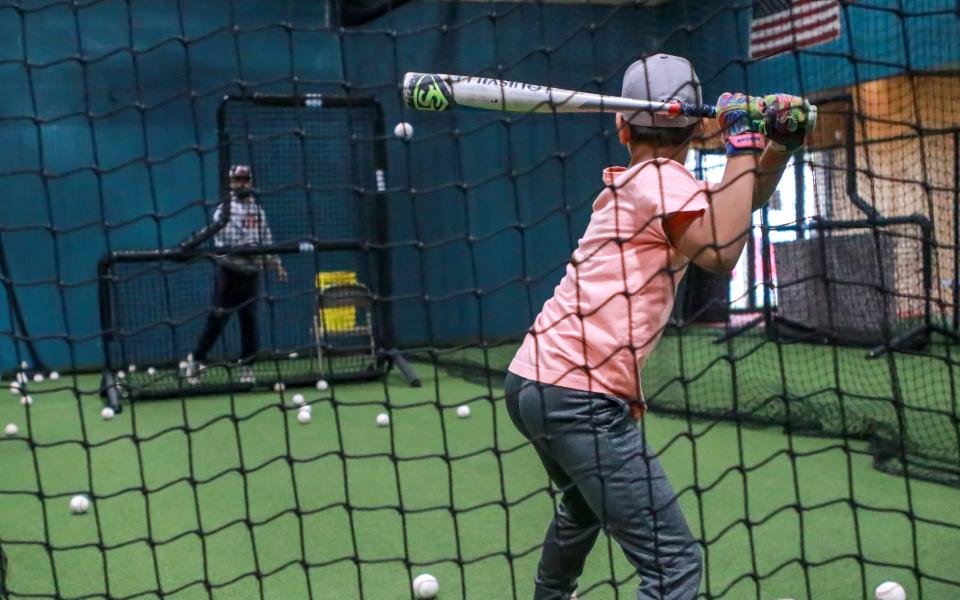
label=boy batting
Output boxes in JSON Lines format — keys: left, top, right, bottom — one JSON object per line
{"left": 183, "top": 164, "right": 288, "bottom": 385}
{"left": 505, "top": 54, "right": 810, "bottom": 599}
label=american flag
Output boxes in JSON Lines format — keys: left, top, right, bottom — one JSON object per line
{"left": 750, "top": 0, "right": 842, "bottom": 60}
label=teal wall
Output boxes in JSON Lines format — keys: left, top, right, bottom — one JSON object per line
{"left": 0, "top": 0, "right": 955, "bottom": 370}
{"left": 742, "top": 0, "right": 959, "bottom": 95}
{"left": 0, "top": 0, "right": 339, "bottom": 370}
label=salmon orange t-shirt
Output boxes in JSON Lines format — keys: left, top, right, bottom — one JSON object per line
{"left": 508, "top": 158, "right": 712, "bottom": 405}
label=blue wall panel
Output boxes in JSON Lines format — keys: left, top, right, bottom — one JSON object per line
{"left": 744, "top": 0, "right": 959, "bottom": 95}
{"left": 0, "top": 0, "right": 336, "bottom": 370}
{"left": 0, "top": 0, "right": 954, "bottom": 369}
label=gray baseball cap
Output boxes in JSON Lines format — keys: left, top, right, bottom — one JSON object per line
{"left": 620, "top": 54, "right": 702, "bottom": 128}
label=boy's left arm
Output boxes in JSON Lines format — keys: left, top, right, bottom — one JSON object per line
{"left": 752, "top": 93, "right": 810, "bottom": 209}
{"left": 752, "top": 147, "right": 792, "bottom": 210}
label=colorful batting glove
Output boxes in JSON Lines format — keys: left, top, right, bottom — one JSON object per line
{"left": 716, "top": 92, "right": 766, "bottom": 156}
{"left": 761, "top": 93, "right": 810, "bottom": 153}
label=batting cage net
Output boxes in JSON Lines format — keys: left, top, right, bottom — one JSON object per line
{"left": 96, "top": 94, "right": 393, "bottom": 400}
{"left": 0, "top": 1, "right": 958, "bottom": 600}
{"left": 99, "top": 243, "right": 386, "bottom": 400}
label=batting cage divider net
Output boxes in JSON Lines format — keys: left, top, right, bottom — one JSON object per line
{"left": 98, "top": 241, "right": 392, "bottom": 401}
{"left": 95, "top": 93, "right": 416, "bottom": 402}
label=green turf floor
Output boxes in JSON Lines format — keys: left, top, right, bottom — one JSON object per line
{"left": 1, "top": 363, "right": 959, "bottom": 599}
{"left": 645, "top": 328, "right": 960, "bottom": 478}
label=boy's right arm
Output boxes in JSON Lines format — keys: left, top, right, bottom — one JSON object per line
{"left": 664, "top": 93, "right": 764, "bottom": 272}
{"left": 665, "top": 92, "right": 809, "bottom": 272}
{"left": 665, "top": 155, "right": 758, "bottom": 272}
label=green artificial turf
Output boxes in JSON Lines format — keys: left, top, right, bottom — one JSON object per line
{"left": 644, "top": 328, "right": 960, "bottom": 474}
{"left": 1, "top": 358, "right": 959, "bottom": 599}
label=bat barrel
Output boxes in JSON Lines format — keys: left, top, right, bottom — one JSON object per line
{"left": 403, "top": 71, "right": 716, "bottom": 118}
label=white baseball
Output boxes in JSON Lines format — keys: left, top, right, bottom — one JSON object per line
{"left": 875, "top": 581, "right": 906, "bottom": 600}
{"left": 101, "top": 407, "right": 116, "bottom": 420}
{"left": 292, "top": 393, "right": 305, "bottom": 406}
{"left": 4, "top": 423, "right": 18, "bottom": 436}
{"left": 412, "top": 573, "right": 439, "bottom": 599}
{"left": 316, "top": 379, "right": 328, "bottom": 391}
{"left": 456, "top": 405, "right": 471, "bottom": 418}
{"left": 376, "top": 413, "right": 390, "bottom": 427}
{"left": 49, "top": 371, "right": 60, "bottom": 381}
{"left": 297, "top": 409, "right": 312, "bottom": 424}
{"left": 394, "top": 121, "right": 414, "bottom": 140}
{"left": 69, "top": 495, "right": 90, "bottom": 514}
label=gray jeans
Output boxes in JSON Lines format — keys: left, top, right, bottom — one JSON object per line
{"left": 505, "top": 372, "right": 701, "bottom": 600}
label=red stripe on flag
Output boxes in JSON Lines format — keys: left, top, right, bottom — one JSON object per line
{"left": 751, "top": 13, "right": 840, "bottom": 45}
{"left": 751, "top": 0, "right": 836, "bottom": 25}
{"left": 752, "top": 0, "right": 837, "bottom": 27}
{"left": 753, "top": 7, "right": 838, "bottom": 34}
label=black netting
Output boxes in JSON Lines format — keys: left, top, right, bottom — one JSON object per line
{"left": 218, "top": 97, "right": 385, "bottom": 256}
{"left": 0, "top": 2, "right": 958, "bottom": 600}
{"left": 100, "top": 249, "right": 384, "bottom": 399}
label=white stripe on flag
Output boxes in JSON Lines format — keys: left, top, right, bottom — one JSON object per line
{"left": 751, "top": 0, "right": 837, "bottom": 27}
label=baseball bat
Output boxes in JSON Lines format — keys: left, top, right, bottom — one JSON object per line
{"left": 402, "top": 72, "right": 818, "bottom": 132}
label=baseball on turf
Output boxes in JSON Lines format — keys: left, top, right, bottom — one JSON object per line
{"left": 316, "top": 379, "right": 329, "bottom": 391}
{"left": 292, "top": 393, "right": 305, "bottom": 405}
{"left": 101, "top": 407, "right": 115, "bottom": 420}
{"left": 376, "top": 413, "right": 390, "bottom": 427}
{"left": 49, "top": 371, "right": 60, "bottom": 381}
{"left": 875, "top": 581, "right": 906, "bottom": 600}
{"left": 20, "top": 395, "right": 32, "bottom": 406}
{"left": 394, "top": 121, "right": 414, "bottom": 140}
{"left": 69, "top": 495, "right": 90, "bottom": 514}
{"left": 4, "top": 423, "right": 18, "bottom": 436}
{"left": 33, "top": 373, "right": 44, "bottom": 383}
{"left": 456, "top": 405, "right": 471, "bottom": 418}
{"left": 297, "top": 409, "right": 312, "bottom": 424}
{"left": 412, "top": 573, "right": 439, "bottom": 599}
{"left": 274, "top": 382, "right": 286, "bottom": 392}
